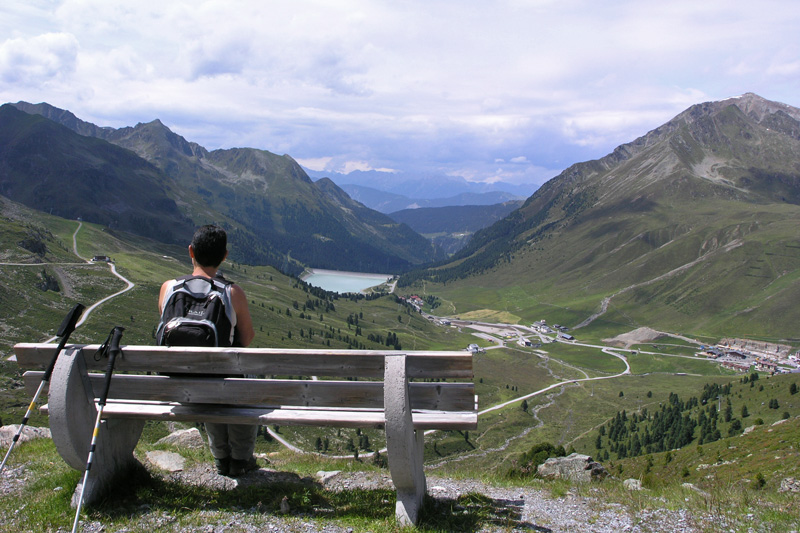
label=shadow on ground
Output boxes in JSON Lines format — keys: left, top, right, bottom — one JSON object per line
{"left": 83, "top": 462, "right": 548, "bottom": 531}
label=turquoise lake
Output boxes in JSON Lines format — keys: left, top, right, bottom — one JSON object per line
{"left": 302, "top": 269, "right": 393, "bottom": 294}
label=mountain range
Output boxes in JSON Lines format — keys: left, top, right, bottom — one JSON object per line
{"left": 3, "top": 102, "right": 444, "bottom": 274}
{"left": 388, "top": 201, "right": 524, "bottom": 255}
{"left": 5, "top": 93, "right": 800, "bottom": 340}
{"left": 303, "top": 167, "right": 535, "bottom": 208}
{"left": 400, "top": 93, "right": 800, "bottom": 340}
{"left": 335, "top": 183, "right": 523, "bottom": 214}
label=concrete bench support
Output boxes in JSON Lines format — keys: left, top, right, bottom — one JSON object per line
{"left": 47, "top": 347, "right": 145, "bottom": 507}
{"left": 384, "top": 354, "right": 426, "bottom": 526}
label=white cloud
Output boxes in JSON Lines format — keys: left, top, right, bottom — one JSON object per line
{"left": 0, "top": 32, "right": 78, "bottom": 85}
{"left": 767, "top": 60, "right": 800, "bottom": 77}
{"left": 340, "top": 160, "right": 396, "bottom": 174}
{"left": 295, "top": 157, "right": 333, "bottom": 172}
{"left": 1, "top": 0, "right": 799, "bottom": 187}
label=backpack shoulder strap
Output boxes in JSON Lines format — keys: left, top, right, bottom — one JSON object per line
{"left": 159, "top": 278, "right": 182, "bottom": 315}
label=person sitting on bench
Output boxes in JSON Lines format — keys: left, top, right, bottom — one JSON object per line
{"left": 157, "top": 225, "right": 257, "bottom": 476}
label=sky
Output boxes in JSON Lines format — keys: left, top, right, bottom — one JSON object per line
{"left": 1, "top": 1, "right": 799, "bottom": 188}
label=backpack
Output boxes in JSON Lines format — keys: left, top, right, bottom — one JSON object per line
{"left": 156, "top": 275, "right": 237, "bottom": 347}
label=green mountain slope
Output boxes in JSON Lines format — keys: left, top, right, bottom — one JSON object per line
{"left": 400, "top": 93, "right": 800, "bottom": 341}
{"left": 10, "top": 102, "right": 442, "bottom": 273}
{"left": 0, "top": 105, "right": 195, "bottom": 244}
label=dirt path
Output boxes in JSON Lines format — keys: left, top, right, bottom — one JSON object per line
{"left": 42, "top": 222, "right": 135, "bottom": 341}
{"left": 573, "top": 239, "right": 744, "bottom": 330}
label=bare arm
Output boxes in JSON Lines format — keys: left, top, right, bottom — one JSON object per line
{"left": 157, "top": 281, "right": 170, "bottom": 313}
{"left": 230, "top": 284, "right": 255, "bottom": 347}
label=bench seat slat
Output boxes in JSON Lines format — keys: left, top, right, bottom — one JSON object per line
{"left": 14, "top": 344, "right": 473, "bottom": 379}
{"left": 38, "top": 401, "right": 478, "bottom": 430}
{"left": 23, "top": 371, "right": 476, "bottom": 411}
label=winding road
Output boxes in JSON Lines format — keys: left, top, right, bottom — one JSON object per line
{"left": 3, "top": 222, "right": 136, "bottom": 346}
{"left": 53, "top": 222, "right": 136, "bottom": 337}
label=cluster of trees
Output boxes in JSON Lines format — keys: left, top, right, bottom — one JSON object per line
{"left": 293, "top": 297, "right": 335, "bottom": 314}
{"left": 596, "top": 384, "right": 737, "bottom": 460}
{"left": 314, "top": 436, "right": 330, "bottom": 452}
{"left": 366, "top": 331, "right": 402, "bottom": 349}
{"left": 593, "top": 377, "right": 799, "bottom": 462}
{"left": 346, "top": 312, "right": 362, "bottom": 327}
{"left": 425, "top": 295, "right": 441, "bottom": 310}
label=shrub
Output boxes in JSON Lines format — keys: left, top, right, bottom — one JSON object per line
{"left": 506, "top": 442, "right": 567, "bottom": 478}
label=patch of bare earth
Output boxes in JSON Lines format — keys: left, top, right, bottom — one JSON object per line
{"left": 603, "top": 327, "right": 666, "bottom": 349}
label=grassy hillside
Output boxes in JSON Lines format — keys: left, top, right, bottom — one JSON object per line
{"left": 412, "top": 197, "right": 800, "bottom": 345}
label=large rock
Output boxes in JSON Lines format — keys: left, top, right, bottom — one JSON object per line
{"left": 0, "top": 425, "right": 51, "bottom": 448}
{"left": 145, "top": 450, "right": 185, "bottom": 472}
{"left": 537, "top": 453, "right": 607, "bottom": 483}
{"left": 156, "top": 427, "right": 204, "bottom": 448}
{"left": 779, "top": 477, "right": 800, "bottom": 493}
{"left": 624, "top": 478, "right": 643, "bottom": 491}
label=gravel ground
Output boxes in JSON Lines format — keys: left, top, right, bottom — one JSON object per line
{"left": 0, "top": 426, "right": 744, "bottom": 533}
{"left": 0, "top": 460, "right": 717, "bottom": 533}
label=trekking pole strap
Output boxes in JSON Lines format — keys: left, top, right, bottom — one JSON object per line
{"left": 98, "top": 326, "right": 124, "bottom": 407}
{"left": 44, "top": 303, "right": 85, "bottom": 381}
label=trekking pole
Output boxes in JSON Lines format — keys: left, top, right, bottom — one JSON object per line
{"left": 1, "top": 303, "right": 85, "bottom": 475}
{"left": 71, "top": 326, "right": 124, "bottom": 533}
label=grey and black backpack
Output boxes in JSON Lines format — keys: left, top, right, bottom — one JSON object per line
{"left": 156, "top": 275, "right": 237, "bottom": 347}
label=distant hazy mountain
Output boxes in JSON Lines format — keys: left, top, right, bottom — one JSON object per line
{"left": 390, "top": 201, "right": 524, "bottom": 234}
{"left": 389, "top": 201, "right": 523, "bottom": 254}
{"left": 304, "top": 167, "right": 537, "bottom": 201}
{"left": 6, "top": 102, "right": 443, "bottom": 273}
{"left": 340, "top": 183, "right": 524, "bottom": 213}
{"left": 401, "top": 93, "right": 800, "bottom": 339}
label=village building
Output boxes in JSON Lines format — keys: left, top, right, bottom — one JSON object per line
{"left": 755, "top": 359, "right": 778, "bottom": 374}
{"left": 720, "top": 361, "right": 751, "bottom": 372}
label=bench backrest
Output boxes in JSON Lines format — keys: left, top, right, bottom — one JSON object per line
{"left": 15, "top": 343, "right": 476, "bottom": 415}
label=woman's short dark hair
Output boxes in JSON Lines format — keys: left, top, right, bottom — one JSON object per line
{"left": 191, "top": 225, "right": 227, "bottom": 267}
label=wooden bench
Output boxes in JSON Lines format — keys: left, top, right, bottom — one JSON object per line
{"left": 13, "top": 343, "right": 477, "bottom": 526}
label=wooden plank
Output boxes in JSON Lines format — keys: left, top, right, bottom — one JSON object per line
{"left": 22, "top": 371, "right": 42, "bottom": 397}
{"left": 14, "top": 344, "right": 473, "bottom": 379}
{"left": 23, "top": 371, "right": 476, "bottom": 412}
{"left": 94, "top": 401, "right": 478, "bottom": 430}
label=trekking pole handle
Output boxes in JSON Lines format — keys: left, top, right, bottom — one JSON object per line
{"left": 43, "top": 303, "right": 85, "bottom": 380}
{"left": 98, "top": 326, "right": 124, "bottom": 406}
